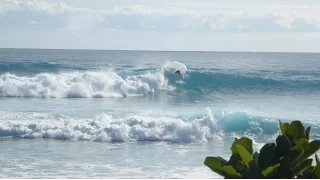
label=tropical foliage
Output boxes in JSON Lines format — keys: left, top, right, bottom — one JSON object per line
{"left": 204, "top": 120, "right": 320, "bottom": 178}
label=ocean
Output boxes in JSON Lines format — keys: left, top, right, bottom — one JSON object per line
{"left": 0, "top": 48, "right": 319, "bottom": 178}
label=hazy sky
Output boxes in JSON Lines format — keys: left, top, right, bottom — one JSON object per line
{"left": 1, "top": 0, "right": 320, "bottom": 52}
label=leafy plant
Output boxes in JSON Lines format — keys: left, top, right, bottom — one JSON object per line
{"left": 204, "top": 120, "right": 320, "bottom": 178}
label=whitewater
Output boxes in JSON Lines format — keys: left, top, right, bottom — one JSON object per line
{"left": 0, "top": 49, "right": 319, "bottom": 178}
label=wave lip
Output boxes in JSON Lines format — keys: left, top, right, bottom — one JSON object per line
{"left": 164, "top": 61, "right": 188, "bottom": 74}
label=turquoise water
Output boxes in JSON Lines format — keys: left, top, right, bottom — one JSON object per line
{"left": 0, "top": 49, "right": 319, "bottom": 178}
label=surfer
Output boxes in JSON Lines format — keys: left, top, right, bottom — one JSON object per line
{"left": 174, "top": 70, "right": 184, "bottom": 78}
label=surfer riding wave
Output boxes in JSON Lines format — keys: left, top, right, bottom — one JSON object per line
{"left": 174, "top": 70, "right": 184, "bottom": 78}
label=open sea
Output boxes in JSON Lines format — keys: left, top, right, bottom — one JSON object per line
{"left": 0, "top": 48, "right": 319, "bottom": 178}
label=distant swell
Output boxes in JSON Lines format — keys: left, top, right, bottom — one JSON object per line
{"left": 0, "top": 61, "right": 87, "bottom": 75}
{"left": 0, "top": 110, "right": 318, "bottom": 143}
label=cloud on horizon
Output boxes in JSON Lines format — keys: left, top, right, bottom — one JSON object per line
{"left": 1, "top": 0, "right": 320, "bottom": 52}
{"left": 2, "top": 0, "right": 320, "bottom": 32}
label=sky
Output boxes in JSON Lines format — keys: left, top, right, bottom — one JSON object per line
{"left": 1, "top": 0, "right": 320, "bottom": 52}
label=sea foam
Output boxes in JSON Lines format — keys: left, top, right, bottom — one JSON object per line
{"left": 0, "top": 110, "right": 310, "bottom": 143}
{"left": 0, "top": 70, "right": 169, "bottom": 98}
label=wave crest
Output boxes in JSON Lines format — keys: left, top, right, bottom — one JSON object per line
{"left": 0, "top": 70, "right": 169, "bottom": 98}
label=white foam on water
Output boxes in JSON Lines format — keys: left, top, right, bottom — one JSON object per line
{"left": 0, "top": 111, "right": 217, "bottom": 143}
{"left": 0, "top": 70, "right": 169, "bottom": 98}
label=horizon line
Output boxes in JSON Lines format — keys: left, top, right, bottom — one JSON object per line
{"left": 0, "top": 47, "right": 319, "bottom": 54}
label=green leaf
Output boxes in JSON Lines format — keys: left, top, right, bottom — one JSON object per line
{"left": 231, "top": 137, "right": 253, "bottom": 155}
{"left": 261, "top": 164, "right": 280, "bottom": 178}
{"left": 276, "top": 135, "right": 291, "bottom": 156}
{"left": 204, "top": 157, "right": 228, "bottom": 177}
{"left": 259, "top": 143, "right": 276, "bottom": 171}
{"left": 286, "top": 121, "right": 305, "bottom": 141}
{"left": 305, "top": 126, "right": 311, "bottom": 140}
{"left": 295, "top": 140, "right": 320, "bottom": 168}
{"left": 302, "top": 140, "right": 320, "bottom": 160}
{"left": 279, "top": 156, "right": 293, "bottom": 171}
{"left": 222, "top": 165, "right": 242, "bottom": 178}
{"left": 295, "top": 138, "right": 309, "bottom": 147}
{"left": 235, "top": 144, "right": 253, "bottom": 168}
{"left": 227, "top": 153, "right": 248, "bottom": 174}
{"left": 316, "top": 154, "right": 320, "bottom": 165}
{"left": 315, "top": 163, "right": 320, "bottom": 179}
{"left": 293, "top": 159, "right": 313, "bottom": 177}
{"left": 301, "top": 166, "right": 316, "bottom": 179}
{"left": 279, "top": 121, "right": 289, "bottom": 135}
{"left": 295, "top": 138, "right": 310, "bottom": 162}
{"left": 228, "top": 153, "right": 241, "bottom": 166}
{"left": 243, "top": 171, "right": 263, "bottom": 179}
{"left": 279, "top": 157, "right": 294, "bottom": 178}
{"left": 289, "top": 145, "right": 304, "bottom": 163}
{"left": 252, "top": 152, "right": 259, "bottom": 169}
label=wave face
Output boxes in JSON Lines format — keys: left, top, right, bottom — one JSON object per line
{"left": 171, "top": 70, "right": 320, "bottom": 93}
{"left": 0, "top": 110, "right": 318, "bottom": 143}
{"left": 0, "top": 60, "right": 319, "bottom": 98}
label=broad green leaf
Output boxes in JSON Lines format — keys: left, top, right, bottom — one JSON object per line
{"left": 305, "top": 126, "right": 311, "bottom": 139}
{"left": 295, "top": 138, "right": 309, "bottom": 147}
{"left": 276, "top": 135, "right": 291, "bottom": 156}
{"left": 243, "top": 170, "right": 263, "bottom": 179}
{"left": 236, "top": 144, "right": 253, "bottom": 168}
{"left": 231, "top": 137, "right": 253, "bottom": 155}
{"left": 287, "top": 121, "right": 305, "bottom": 141}
{"left": 279, "top": 121, "right": 289, "bottom": 135}
{"left": 204, "top": 157, "right": 227, "bottom": 177}
{"left": 289, "top": 145, "right": 304, "bottom": 163}
{"left": 302, "top": 140, "right": 320, "bottom": 160}
{"left": 228, "top": 153, "right": 241, "bottom": 166}
{"left": 222, "top": 165, "right": 242, "bottom": 178}
{"left": 295, "top": 138, "right": 310, "bottom": 161}
{"left": 293, "top": 159, "right": 313, "bottom": 177}
{"left": 259, "top": 143, "right": 276, "bottom": 171}
{"left": 252, "top": 152, "right": 259, "bottom": 169}
{"left": 315, "top": 163, "right": 320, "bottom": 178}
{"left": 300, "top": 166, "right": 315, "bottom": 179}
{"left": 279, "top": 157, "right": 294, "bottom": 178}
{"left": 316, "top": 154, "right": 320, "bottom": 165}
{"left": 262, "top": 164, "right": 280, "bottom": 178}
{"left": 295, "top": 140, "right": 320, "bottom": 167}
